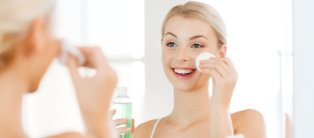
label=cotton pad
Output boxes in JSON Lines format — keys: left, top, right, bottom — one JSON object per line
{"left": 59, "top": 40, "right": 86, "bottom": 66}
{"left": 195, "top": 52, "right": 215, "bottom": 72}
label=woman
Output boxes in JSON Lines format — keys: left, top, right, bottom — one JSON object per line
{"left": 135, "top": 1, "right": 265, "bottom": 138}
{"left": 0, "top": 0, "right": 117, "bottom": 137}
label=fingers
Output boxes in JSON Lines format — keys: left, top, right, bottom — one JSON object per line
{"left": 114, "top": 118, "right": 135, "bottom": 134}
{"left": 67, "top": 47, "right": 107, "bottom": 80}
{"left": 67, "top": 55, "right": 81, "bottom": 82}
{"left": 78, "top": 47, "right": 107, "bottom": 69}
{"left": 199, "top": 57, "right": 237, "bottom": 80}
{"left": 114, "top": 118, "right": 129, "bottom": 126}
{"left": 199, "top": 58, "right": 227, "bottom": 77}
{"left": 69, "top": 47, "right": 112, "bottom": 79}
{"left": 132, "top": 119, "right": 135, "bottom": 133}
{"left": 110, "top": 109, "right": 116, "bottom": 118}
{"left": 200, "top": 62, "right": 228, "bottom": 77}
{"left": 200, "top": 66, "right": 222, "bottom": 80}
{"left": 131, "top": 119, "right": 135, "bottom": 138}
{"left": 116, "top": 127, "right": 132, "bottom": 134}
{"left": 224, "top": 58, "right": 238, "bottom": 75}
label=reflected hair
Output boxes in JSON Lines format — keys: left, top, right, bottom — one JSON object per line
{"left": 161, "top": 1, "right": 227, "bottom": 47}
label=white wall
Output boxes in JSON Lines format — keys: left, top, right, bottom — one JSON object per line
{"left": 292, "top": 0, "right": 314, "bottom": 137}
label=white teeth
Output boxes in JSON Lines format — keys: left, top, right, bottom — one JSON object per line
{"left": 174, "top": 69, "right": 193, "bottom": 75}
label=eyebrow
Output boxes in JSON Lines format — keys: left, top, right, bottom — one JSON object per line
{"left": 164, "top": 32, "right": 208, "bottom": 40}
{"left": 165, "top": 32, "right": 177, "bottom": 38}
{"left": 189, "top": 35, "right": 208, "bottom": 40}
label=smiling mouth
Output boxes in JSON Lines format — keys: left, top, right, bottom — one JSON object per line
{"left": 172, "top": 68, "right": 196, "bottom": 78}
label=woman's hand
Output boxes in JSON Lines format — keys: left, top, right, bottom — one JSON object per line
{"left": 199, "top": 57, "right": 238, "bottom": 138}
{"left": 67, "top": 47, "right": 118, "bottom": 138}
{"left": 110, "top": 109, "right": 135, "bottom": 137}
{"left": 199, "top": 57, "right": 238, "bottom": 109}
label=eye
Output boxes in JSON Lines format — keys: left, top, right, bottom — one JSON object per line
{"left": 191, "top": 43, "right": 203, "bottom": 48}
{"left": 166, "top": 42, "right": 177, "bottom": 47}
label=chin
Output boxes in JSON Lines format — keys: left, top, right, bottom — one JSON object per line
{"left": 27, "top": 86, "right": 39, "bottom": 93}
{"left": 172, "top": 82, "right": 198, "bottom": 92}
{"left": 170, "top": 77, "right": 209, "bottom": 92}
{"left": 27, "top": 81, "right": 40, "bottom": 93}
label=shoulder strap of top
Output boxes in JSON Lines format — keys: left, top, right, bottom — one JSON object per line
{"left": 150, "top": 118, "right": 162, "bottom": 138}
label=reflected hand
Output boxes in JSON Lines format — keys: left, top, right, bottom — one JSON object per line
{"left": 199, "top": 57, "right": 238, "bottom": 109}
{"left": 199, "top": 57, "right": 237, "bottom": 137}
{"left": 110, "top": 109, "right": 135, "bottom": 137}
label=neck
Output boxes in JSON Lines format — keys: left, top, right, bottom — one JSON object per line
{"left": 168, "top": 84, "right": 211, "bottom": 128}
{"left": 0, "top": 65, "right": 28, "bottom": 137}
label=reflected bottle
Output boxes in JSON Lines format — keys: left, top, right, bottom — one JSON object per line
{"left": 113, "top": 87, "right": 132, "bottom": 138}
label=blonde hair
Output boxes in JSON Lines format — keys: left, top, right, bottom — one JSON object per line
{"left": 0, "top": 0, "right": 55, "bottom": 68}
{"left": 161, "top": 1, "right": 227, "bottom": 47}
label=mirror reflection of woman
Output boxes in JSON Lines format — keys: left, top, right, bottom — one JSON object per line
{"left": 135, "top": 1, "right": 266, "bottom": 138}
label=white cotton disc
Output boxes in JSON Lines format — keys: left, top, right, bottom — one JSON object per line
{"left": 59, "top": 40, "right": 86, "bottom": 66}
{"left": 195, "top": 52, "right": 215, "bottom": 72}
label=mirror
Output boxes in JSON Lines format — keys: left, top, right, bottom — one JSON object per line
{"left": 144, "top": 0, "right": 293, "bottom": 137}
{"left": 20, "top": 0, "right": 293, "bottom": 137}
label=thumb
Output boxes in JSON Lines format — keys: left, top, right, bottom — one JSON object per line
{"left": 110, "top": 109, "right": 116, "bottom": 118}
{"left": 132, "top": 119, "right": 135, "bottom": 132}
{"left": 67, "top": 55, "right": 81, "bottom": 83}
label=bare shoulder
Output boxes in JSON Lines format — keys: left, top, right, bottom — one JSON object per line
{"left": 134, "top": 119, "right": 159, "bottom": 138}
{"left": 231, "top": 109, "right": 266, "bottom": 138}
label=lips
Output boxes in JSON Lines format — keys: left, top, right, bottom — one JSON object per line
{"left": 172, "top": 68, "right": 196, "bottom": 78}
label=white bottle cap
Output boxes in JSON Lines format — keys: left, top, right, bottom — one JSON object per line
{"left": 195, "top": 52, "right": 215, "bottom": 72}
{"left": 116, "top": 87, "right": 128, "bottom": 96}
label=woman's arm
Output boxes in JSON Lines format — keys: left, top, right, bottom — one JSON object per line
{"left": 200, "top": 57, "right": 266, "bottom": 138}
{"left": 199, "top": 57, "right": 238, "bottom": 137}
{"left": 210, "top": 104, "right": 234, "bottom": 137}
{"left": 66, "top": 47, "right": 118, "bottom": 138}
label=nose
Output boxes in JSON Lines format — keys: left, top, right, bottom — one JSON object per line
{"left": 176, "top": 47, "right": 192, "bottom": 62}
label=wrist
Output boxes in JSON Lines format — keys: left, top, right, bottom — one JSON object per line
{"left": 82, "top": 112, "right": 111, "bottom": 138}
{"left": 211, "top": 91, "right": 233, "bottom": 110}
{"left": 85, "top": 118, "right": 112, "bottom": 138}
{"left": 210, "top": 99, "right": 230, "bottom": 112}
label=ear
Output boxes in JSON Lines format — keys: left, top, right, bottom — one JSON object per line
{"left": 23, "top": 18, "right": 46, "bottom": 56}
{"left": 218, "top": 44, "right": 227, "bottom": 58}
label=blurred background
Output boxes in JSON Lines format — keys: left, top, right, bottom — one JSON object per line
{"left": 21, "top": 0, "right": 295, "bottom": 138}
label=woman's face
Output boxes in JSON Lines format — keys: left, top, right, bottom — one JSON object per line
{"left": 161, "top": 15, "right": 223, "bottom": 92}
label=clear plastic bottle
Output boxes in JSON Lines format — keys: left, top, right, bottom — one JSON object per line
{"left": 113, "top": 87, "right": 132, "bottom": 138}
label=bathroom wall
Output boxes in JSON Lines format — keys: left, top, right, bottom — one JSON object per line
{"left": 292, "top": 0, "right": 314, "bottom": 137}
